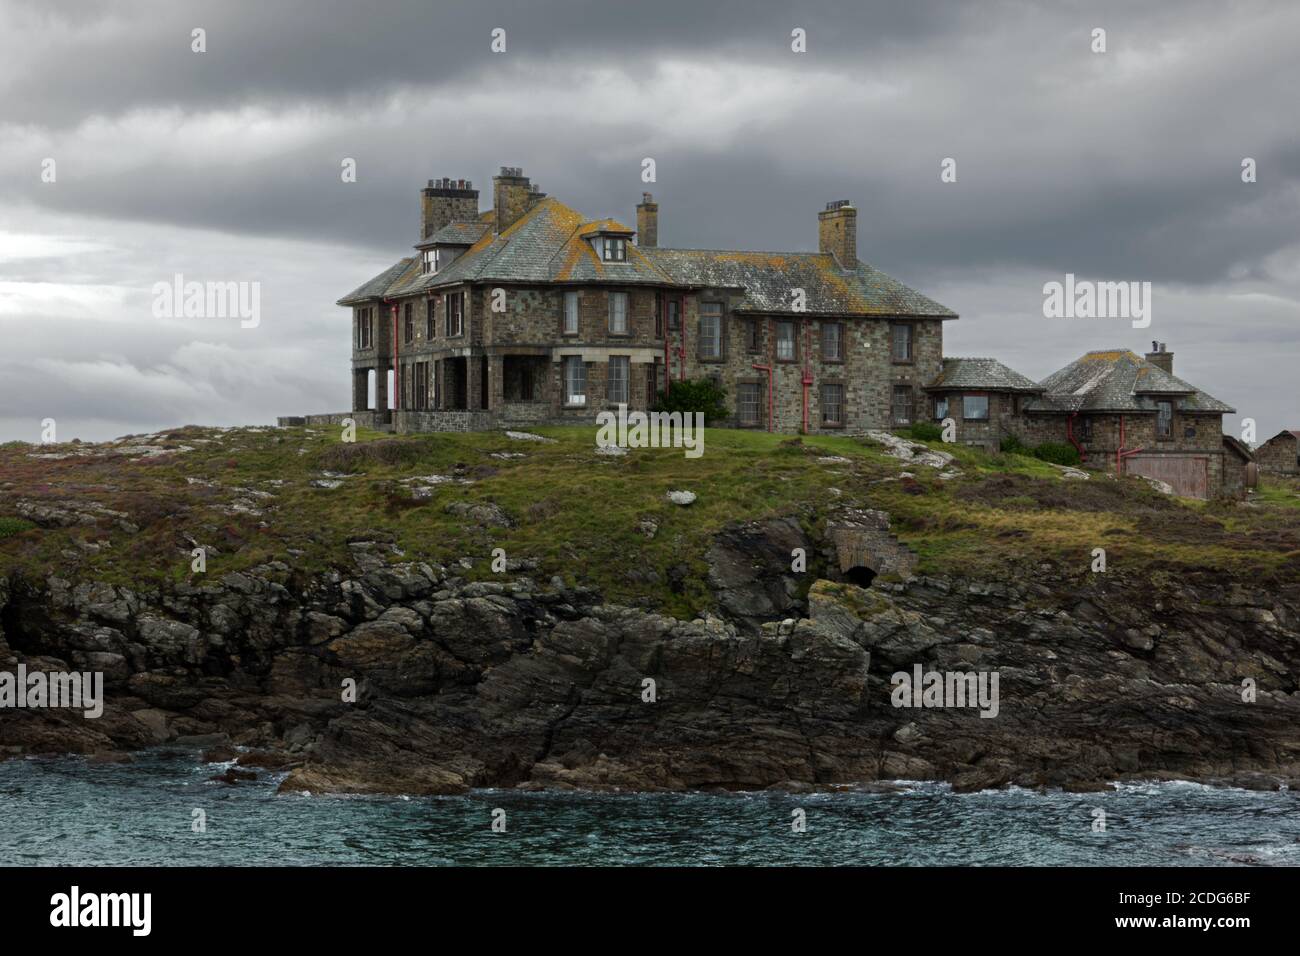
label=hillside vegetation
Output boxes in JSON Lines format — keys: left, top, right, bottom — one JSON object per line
{"left": 2, "top": 424, "right": 1298, "bottom": 618}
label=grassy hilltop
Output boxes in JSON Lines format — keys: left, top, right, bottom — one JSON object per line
{"left": 2, "top": 424, "right": 1299, "bottom": 618}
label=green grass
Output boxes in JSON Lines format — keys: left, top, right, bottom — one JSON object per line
{"left": 2, "top": 424, "right": 1297, "bottom": 619}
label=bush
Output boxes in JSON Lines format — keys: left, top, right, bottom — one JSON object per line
{"left": 1000, "top": 434, "right": 1029, "bottom": 455}
{"left": 905, "top": 421, "right": 944, "bottom": 442}
{"left": 1031, "top": 441, "right": 1082, "bottom": 467}
{"left": 652, "top": 378, "right": 729, "bottom": 425}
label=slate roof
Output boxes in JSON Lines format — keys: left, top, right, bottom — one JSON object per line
{"left": 1023, "top": 350, "right": 1235, "bottom": 415}
{"left": 1223, "top": 435, "right": 1255, "bottom": 461}
{"left": 423, "top": 220, "right": 489, "bottom": 246}
{"left": 641, "top": 248, "right": 957, "bottom": 317}
{"left": 336, "top": 196, "right": 958, "bottom": 318}
{"left": 337, "top": 257, "right": 416, "bottom": 306}
{"left": 925, "top": 357, "right": 1042, "bottom": 393}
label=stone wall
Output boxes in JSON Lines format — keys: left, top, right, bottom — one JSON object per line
{"left": 1257, "top": 432, "right": 1299, "bottom": 475}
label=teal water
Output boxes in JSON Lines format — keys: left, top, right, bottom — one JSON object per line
{"left": 1, "top": 751, "right": 1297, "bottom": 866}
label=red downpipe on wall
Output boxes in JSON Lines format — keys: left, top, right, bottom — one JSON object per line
{"left": 1066, "top": 411, "right": 1084, "bottom": 459}
{"left": 752, "top": 363, "right": 774, "bottom": 432}
{"left": 801, "top": 317, "right": 812, "bottom": 433}
{"left": 662, "top": 293, "right": 671, "bottom": 397}
{"left": 386, "top": 299, "right": 400, "bottom": 411}
{"left": 678, "top": 294, "right": 687, "bottom": 381}
{"left": 1116, "top": 414, "right": 1144, "bottom": 476}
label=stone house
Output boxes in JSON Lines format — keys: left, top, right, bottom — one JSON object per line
{"left": 923, "top": 358, "right": 1044, "bottom": 453}
{"left": 297, "top": 166, "right": 1251, "bottom": 499}
{"left": 1256, "top": 430, "right": 1300, "bottom": 475}
{"left": 328, "top": 167, "right": 957, "bottom": 435}
{"left": 930, "top": 345, "right": 1247, "bottom": 499}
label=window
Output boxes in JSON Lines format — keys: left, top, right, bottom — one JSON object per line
{"left": 745, "top": 318, "right": 761, "bottom": 352}
{"left": 962, "top": 394, "right": 989, "bottom": 421}
{"left": 822, "top": 322, "right": 843, "bottom": 361}
{"left": 776, "top": 321, "right": 796, "bottom": 361}
{"left": 891, "top": 323, "right": 913, "bottom": 362}
{"left": 356, "top": 308, "right": 373, "bottom": 349}
{"left": 934, "top": 396, "right": 948, "bottom": 421}
{"left": 563, "top": 356, "right": 586, "bottom": 406}
{"left": 608, "top": 292, "right": 628, "bottom": 334}
{"left": 602, "top": 237, "right": 626, "bottom": 262}
{"left": 647, "top": 361, "right": 660, "bottom": 407}
{"left": 1077, "top": 416, "right": 1092, "bottom": 442}
{"left": 654, "top": 293, "right": 663, "bottom": 337}
{"left": 607, "top": 356, "right": 629, "bottom": 404}
{"left": 447, "top": 292, "right": 464, "bottom": 337}
{"left": 892, "top": 385, "right": 915, "bottom": 426}
{"left": 821, "top": 383, "right": 845, "bottom": 426}
{"left": 1156, "top": 401, "right": 1173, "bottom": 439}
{"left": 426, "top": 299, "right": 435, "bottom": 339}
{"left": 403, "top": 303, "right": 414, "bottom": 344}
{"left": 667, "top": 299, "right": 680, "bottom": 331}
{"left": 564, "top": 291, "right": 580, "bottom": 335}
{"left": 738, "top": 382, "right": 763, "bottom": 426}
{"left": 699, "top": 303, "right": 722, "bottom": 358}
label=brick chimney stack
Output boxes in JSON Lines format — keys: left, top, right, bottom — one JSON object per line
{"left": 1145, "top": 341, "right": 1174, "bottom": 374}
{"left": 493, "top": 166, "right": 535, "bottom": 234}
{"left": 636, "top": 192, "right": 659, "bottom": 247}
{"left": 818, "top": 200, "right": 857, "bottom": 267}
{"left": 420, "top": 177, "right": 479, "bottom": 240}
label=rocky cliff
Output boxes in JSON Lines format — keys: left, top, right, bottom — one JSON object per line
{"left": 4, "top": 516, "right": 1298, "bottom": 794}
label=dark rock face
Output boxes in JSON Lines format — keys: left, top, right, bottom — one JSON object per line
{"left": 2, "top": 533, "right": 1299, "bottom": 795}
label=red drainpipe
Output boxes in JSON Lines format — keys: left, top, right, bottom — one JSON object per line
{"left": 1116, "top": 414, "right": 1144, "bottom": 475}
{"left": 678, "top": 294, "right": 687, "bottom": 381}
{"left": 1066, "top": 411, "right": 1084, "bottom": 459}
{"left": 662, "top": 293, "right": 671, "bottom": 397}
{"left": 752, "top": 363, "right": 774, "bottom": 432}
{"left": 801, "top": 317, "right": 812, "bottom": 433}
{"left": 385, "top": 298, "right": 400, "bottom": 411}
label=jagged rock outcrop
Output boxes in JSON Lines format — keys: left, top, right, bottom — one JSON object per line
{"left": 3, "top": 526, "right": 1299, "bottom": 794}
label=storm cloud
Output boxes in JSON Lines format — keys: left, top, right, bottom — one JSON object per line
{"left": 1, "top": 0, "right": 1296, "bottom": 441}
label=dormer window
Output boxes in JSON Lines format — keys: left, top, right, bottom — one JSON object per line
{"left": 602, "top": 237, "right": 627, "bottom": 262}
{"left": 422, "top": 249, "right": 437, "bottom": 274}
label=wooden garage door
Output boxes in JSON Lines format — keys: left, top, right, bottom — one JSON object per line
{"left": 1125, "top": 454, "right": 1209, "bottom": 499}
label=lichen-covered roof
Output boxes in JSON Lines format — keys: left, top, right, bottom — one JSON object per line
{"left": 336, "top": 257, "right": 416, "bottom": 306}
{"left": 423, "top": 220, "right": 489, "bottom": 246}
{"left": 338, "top": 198, "right": 957, "bottom": 318}
{"left": 1024, "top": 350, "right": 1235, "bottom": 415}
{"left": 641, "top": 248, "right": 957, "bottom": 317}
{"left": 925, "top": 357, "right": 1042, "bottom": 393}
{"left": 382, "top": 198, "right": 673, "bottom": 296}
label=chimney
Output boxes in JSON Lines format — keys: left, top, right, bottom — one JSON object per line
{"left": 636, "top": 192, "right": 659, "bottom": 247}
{"left": 420, "top": 177, "right": 480, "bottom": 240}
{"left": 493, "top": 166, "right": 534, "bottom": 234}
{"left": 818, "top": 200, "right": 857, "bottom": 266}
{"left": 1145, "top": 341, "right": 1174, "bottom": 374}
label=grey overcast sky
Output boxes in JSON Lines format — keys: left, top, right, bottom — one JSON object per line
{"left": 1, "top": 0, "right": 1297, "bottom": 442}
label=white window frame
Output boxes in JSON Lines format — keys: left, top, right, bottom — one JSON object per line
{"left": 602, "top": 237, "right": 626, "bottom": 262}
{"left": 564, "top": 291, "right": 580, "bottom": 335}
{"left": 776, "top": 321, "right": 796, "bottom": 361}
{"left": 699, "top": 303, "right": 722, "bottom": 359}
{"left": 608, "top": 292, "right": 628, "bottom": 334}
{"left": 564, "top": 356, "right": 587, "bottom": 407}
{"left": 607, "top": 356, "right": 629, "bottom": 404}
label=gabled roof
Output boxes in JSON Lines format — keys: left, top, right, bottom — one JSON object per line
{"left": 640, "top": 248, "right": 957, "bottom": 317}
{"left": 1262, "top": 429, "right": 1300, "bottom": 444}
{"left": 386, "top": 198, "right": 673, "bottom": 296}
{"left": 1024, "top": 350, "right": 1235, "bottom": 415}
{"left": 1223, "top": 434, "right": 1255, "bottom": 461}
{"left": 337, "top": 257, "right": 416, "bottom": 306}
{"left": 925, "top": 357, "right": 1042, "bottom": 393}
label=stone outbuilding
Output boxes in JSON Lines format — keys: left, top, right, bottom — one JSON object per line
{"left": 923, "top": 357, "right": 1043, "bottom": 453}
{"left": 1256, "top": 430, "right": 1299, "bottom": 476}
